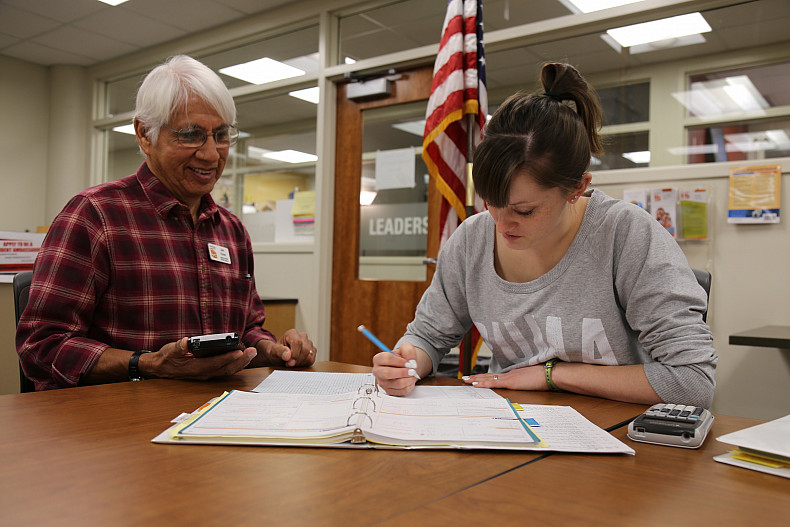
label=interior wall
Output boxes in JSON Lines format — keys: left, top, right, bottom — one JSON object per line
{"left": 0, "top": 56, "right": 49, "bottom": 232}
{"left": 594, "top": 170, "right": 790, "bottom": 421}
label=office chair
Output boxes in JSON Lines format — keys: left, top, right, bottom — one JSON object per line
{"left": 12, "top": 270, "right": 36, "bottom": 393}
{"left": 691, "top": 268, "right": 712, "bottom": 323}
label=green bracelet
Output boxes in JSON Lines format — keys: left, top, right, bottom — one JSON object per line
{"left": 544, "top": 358, "right": 563, "bottom": 392}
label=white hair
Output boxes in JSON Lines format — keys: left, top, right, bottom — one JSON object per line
{"left": 134, "top": 55, "right": 236, "bottom": 144}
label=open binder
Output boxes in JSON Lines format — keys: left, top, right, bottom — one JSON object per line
{"left": 154, "top": 380, "right": 543, "bottom": 450}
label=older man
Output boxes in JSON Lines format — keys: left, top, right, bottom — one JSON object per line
{"left": 16, "top": 55, "right": 315, "bottom": 390}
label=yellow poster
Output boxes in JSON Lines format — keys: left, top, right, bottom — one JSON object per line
{"left": 728, "top": 164, "right": 781, "bottom": 223}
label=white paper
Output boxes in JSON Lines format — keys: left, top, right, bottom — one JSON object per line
{"left": 715, "top": 414, "right": 790, "bottom": 458}
{"left": 254, "top": 371, "right": 376, "bottom": 395}
{"left": 375, "top": 147, "right": 416, "bottom": 190}
{"left": 516, "top": 404, "right": 635, "bottom": 454}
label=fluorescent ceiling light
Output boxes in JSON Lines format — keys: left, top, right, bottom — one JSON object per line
{"left": 220, "top": 57, "right": 305, "bottom": 85}
{"left": 668, "top": 129, "right": 790, "bottom": 157}
{"left": 391, "top": 120, "right": 425, "bottom": 137}
{"left": 359, "top": 190, "right": 377, "bottom": 206}
{"left": 560, "top": 0, "right": 643, "bottom": 14}
{"left": 112, "top": 124, "right": 135, "bottom": 135}
{"left": 263, "top": 150, "right": 317, "bottom": 163}
{"left": 601, "top": 32, "right": 706, "bottom": 55}
{"left": 622, "top": 151, "right": 650, "bottom": 164}
{"left": 97, "top": 0, "right": 129, "bottom": 5}
{"left": 289, "top": 87, "right": 320, "bottom": 104}
{"left": 607, "top": 12, "right": 711, "bottom": 48}
{"left": 672, "top": 75, "right": 769, "bottom": 117}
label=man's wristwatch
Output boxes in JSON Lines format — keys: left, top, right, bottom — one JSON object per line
{"left": 129, "top": 350, "right": 150, "bottom": 381}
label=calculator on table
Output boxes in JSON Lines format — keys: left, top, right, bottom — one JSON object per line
{"left": 627, "top": 403, "right": 714, "bottom": 449}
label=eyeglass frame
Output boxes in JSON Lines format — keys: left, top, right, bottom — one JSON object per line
{"left": 161, "top": 123, "right": 239, "bottom": 148}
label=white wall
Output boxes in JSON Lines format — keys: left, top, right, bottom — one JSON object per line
{"left": 0, "top": 56, "right": 49, "bottom": 232}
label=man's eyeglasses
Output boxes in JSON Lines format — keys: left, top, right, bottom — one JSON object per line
{"left": 162, "top": 124, "right": 239, "bottom": 148}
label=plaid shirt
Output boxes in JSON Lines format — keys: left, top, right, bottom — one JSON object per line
{"left": 16, "top": 163, "right": 274, "bottom": 390}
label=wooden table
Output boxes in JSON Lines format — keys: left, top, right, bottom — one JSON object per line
{"left": 0, "top": 362, "right": 784, "bottom": 526}
{"left": 377, "top": 414, "right": 789, "bottom": 526}
{"left": 729, "top": 325, "right": 790, "bottom": 348}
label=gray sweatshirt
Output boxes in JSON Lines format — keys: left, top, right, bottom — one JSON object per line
{"left": 398, "top": 189, "right": 717, "bottom": 407}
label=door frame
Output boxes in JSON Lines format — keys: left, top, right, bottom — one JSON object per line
{"left": 330, "top": 66, "right": 439, "bottom": 364}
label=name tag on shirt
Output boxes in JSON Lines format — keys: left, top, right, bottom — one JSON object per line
{"left": 208, "top": 243, "right": 231, "bottom": 265}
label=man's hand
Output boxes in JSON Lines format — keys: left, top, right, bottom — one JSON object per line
{"left": 254, "top": 329, "right": 317, "bottom": 367}
{"left": 147, "top": 337, "right": 257, "bottom": 380}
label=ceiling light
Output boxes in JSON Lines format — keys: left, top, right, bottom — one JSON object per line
{"left": 607, "top": 12, "right": 711, "bottom": 48}
{"left": 359, "top": 190, "right": 377, "bottom": 206}
{"left": 263, "top": 150, "right": 318, "bottom": 163}
{"left": 602, "top": 32, "right": 706, "bottom": 55}
{"left": 622, "top": 151, "right": 651, "bottom": 164}
{"left": 112, "top": 124, "right": 135, "bottom": 135}
{"left": 289, "top": 87, "right": 320, "bottom": 104}
{"left": 391, "top": 120, "right": 425, "bottom": 137}
{"left": 672, "top": 75, "right": 769, "bottom": 117}
{"left": 560, "top": 0, "right": 643, "bottom": 14}
{"left": 97, "top": 0, "right": 129, "bottom": 5}
{"left": 219, "top": 57, "right": 305, "bottom": 85}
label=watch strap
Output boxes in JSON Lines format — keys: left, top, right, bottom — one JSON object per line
{"left": 129, "top": 350, "right": 150, "bottom": 381}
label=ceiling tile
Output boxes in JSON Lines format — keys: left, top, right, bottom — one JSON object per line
{"left": 2, "top": 0, "right": 104, "bottom": 23}
{"left": 0, "top": 4, "right": 61, "bottom": 39}
{"left": 1, "top": 40, "right": 94, "bottom": 66}
{"left": 121, "top": 0, "right": 244, "bottom": 33}
{"left": 73, "top": 8, "right": 187, "bottom": 46}
{"left": 32, "top": 25, "right": 139, "bottom": 62}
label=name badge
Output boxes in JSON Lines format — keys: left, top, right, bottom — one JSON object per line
{"left": 208, "top": 243, "right": 231, "bottom": 265}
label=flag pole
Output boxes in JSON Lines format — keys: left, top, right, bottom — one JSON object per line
{"left": 461, "top": 111, "right": 476, "bottom": 377}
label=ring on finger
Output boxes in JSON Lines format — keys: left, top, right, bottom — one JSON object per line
{"left": 493, "top": 375, "right": 498, "bottom": 381}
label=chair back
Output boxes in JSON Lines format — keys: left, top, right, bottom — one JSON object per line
{"left": 691, "top": 268, "right": 712, "bottom": 323}
{"left": 12, "top": 271, "right": 35, "bottom": 393}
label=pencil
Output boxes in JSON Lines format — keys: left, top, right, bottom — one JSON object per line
{"left": 357, "top": 325, "right": 420, "bottom": 380}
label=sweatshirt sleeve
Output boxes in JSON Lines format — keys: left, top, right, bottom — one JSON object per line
{"left": 611, "top": 208, "right": 717, "bottom": 408}
{"left": 396, "top": 222, "right": 477, "bottom": 374}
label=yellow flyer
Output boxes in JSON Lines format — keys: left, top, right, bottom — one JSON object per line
{"left": 728, "top": 164, "right": 781, "bottom": 223}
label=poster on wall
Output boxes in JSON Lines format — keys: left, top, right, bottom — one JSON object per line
{"left": 650, "top": 188, "right": 678, "bottom": 237}
{"left": 679, "top": 189, "right": 708, "bottom": 239}
{"left": 727, "top": 164, "right": 781, "bottom": 223}
{"left": 0, "top": 231, "right": 46, "bottom": 273}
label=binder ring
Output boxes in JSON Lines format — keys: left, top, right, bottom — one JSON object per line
{"left": 346, "top": 411, "right": 373, "bottom": 428}
{"left": 353, "top": 395, "right": 377, "bottom": 412}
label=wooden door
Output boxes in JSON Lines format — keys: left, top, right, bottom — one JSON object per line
{"left": 331, "top": 66, "right": 439, "bottom": 365}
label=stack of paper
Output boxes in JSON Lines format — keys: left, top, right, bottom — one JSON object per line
{"left": 714, "top": 414, "right": 790, "bottom": 478}
{"left": 291, "top": 190, "right": 315, "bottom": 236}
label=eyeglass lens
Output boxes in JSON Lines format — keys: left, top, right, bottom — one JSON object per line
{"left": 168, "top": 125, "right": 239, "bottom": 147}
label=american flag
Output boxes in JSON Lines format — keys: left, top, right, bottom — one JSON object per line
{"left": 422, "top": 0, "right": 487, "bottom": 375}
{"left": 422, "top": 0, "right": 488, "bottom": 247}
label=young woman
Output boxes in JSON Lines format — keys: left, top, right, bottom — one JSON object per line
{"left": 372, "top": 62, "right": 716, "bottom": 407}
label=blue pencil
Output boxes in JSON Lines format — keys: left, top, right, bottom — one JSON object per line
{"left": 357, "top": 325, "right": 392, "bottom": 354}
{"left": 357, "top": 325, "right": 420, "bottom": 379}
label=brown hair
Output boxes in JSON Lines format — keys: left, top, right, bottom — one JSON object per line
{"left": 473, "top": 62, "right": 603, "bottom": 208}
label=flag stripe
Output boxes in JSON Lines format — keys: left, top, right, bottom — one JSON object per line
{"left": 422, "top": 0, "right": 487, "bottom": 241}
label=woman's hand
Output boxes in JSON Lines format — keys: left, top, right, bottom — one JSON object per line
{"left": 462, "top": 364, "right": 548, "bottom": 390}
{"left": 372, "top": 342, "right": 430, "bottom": 396}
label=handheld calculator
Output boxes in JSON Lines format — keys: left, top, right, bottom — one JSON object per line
{"left": 627, "top": 403, "right": 714, "bottom": 448}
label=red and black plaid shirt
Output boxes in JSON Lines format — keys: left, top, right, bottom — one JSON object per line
{"left": 16, "top": 163, "right": 274, "bottom": 390}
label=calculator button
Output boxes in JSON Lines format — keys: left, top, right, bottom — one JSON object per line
{"left": 668, "top": 409, "right": 681, "bottom": 418}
